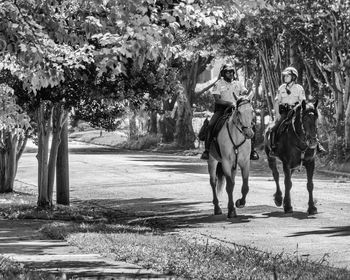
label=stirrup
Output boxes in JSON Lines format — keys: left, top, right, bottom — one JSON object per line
{"left": 200, "top": 150, "right": 209, "bottom": 160}
{"left": 269, "top": 148, "right": 277, "bottom": 157}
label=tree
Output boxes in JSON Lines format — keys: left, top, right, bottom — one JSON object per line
{"left": 1, "top": 0, "right": 233, "bottom": 207}
{"left": 0, "top": 83, "right": 30, "bottom": 193}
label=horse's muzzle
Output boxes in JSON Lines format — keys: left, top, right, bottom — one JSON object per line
{"left": 243, "top": 127, "right": 254, "bottom": 139}
{"left": 306, "top": 136, "right": 318, "bottom": 149}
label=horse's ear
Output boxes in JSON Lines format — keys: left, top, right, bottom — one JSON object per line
{"left": 302, "top": 100, "right": 306, "bottom": 110}
{"left": 247, "top": 91, "right": 254, "bottom": 101}
{"left": 233, "top": 92, "right": 238, "bottom": 101}
{"left": 314, "top": 99, "right": 318, "bottom": 109}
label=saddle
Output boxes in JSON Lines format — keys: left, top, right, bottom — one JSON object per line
{"left": 270, "top": 107, "right": 296, "bottom": 148}
{"left": 211, "top": 106, "right": 234, "bottom": 157}
{"left": 198, "top": 118, "right": 209, "bottom": 141}
{"left": 212, "top": 107, "right": 234, "bottom": 139}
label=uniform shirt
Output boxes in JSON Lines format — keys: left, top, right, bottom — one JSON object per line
{"left": 211, "top": 78, "right": 247, "bottom": 105}
{"left": 275, "top": 83, "right": 306, "bottom": 106}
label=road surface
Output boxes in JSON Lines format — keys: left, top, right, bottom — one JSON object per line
{"left": 17, "top": 141, "right": 350, "bottom": 269}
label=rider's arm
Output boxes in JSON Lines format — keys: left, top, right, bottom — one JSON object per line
{"left": 274, "top": 87, "right": 282, "bottom": 121}
{"left": 195, "top": 75, "right": 220, "bottom": 95}
{"left": 299, "top": 86, "right": 306, "bottom": 102}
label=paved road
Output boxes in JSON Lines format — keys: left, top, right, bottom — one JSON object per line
{"left": 17, "top": 141, "right": 350, "bottom": 269}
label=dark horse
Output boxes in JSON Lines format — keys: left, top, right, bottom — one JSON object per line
{"left": 264, "top": 100, "right": 319, "bottom": 215}
{"left": 207, "top": 93, "right": 255, "bottom": 218}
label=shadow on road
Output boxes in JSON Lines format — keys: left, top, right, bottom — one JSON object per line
{"left": 73, "top": 198, "right": 288, "bottom": 231}
{"left": 263, "top": 211, "right": 316, "bottom": 220}
{"left": 288, "top": 226, "right": 350, "bottom": 237}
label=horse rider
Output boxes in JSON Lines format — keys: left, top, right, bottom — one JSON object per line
{"left": 269, "top": 66, "right": 326, "bottom": 156}
{"left": 200, "top": 63, "right": 259, "bottom": 160}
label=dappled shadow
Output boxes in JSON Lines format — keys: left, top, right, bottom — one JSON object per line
{"left": 73, "top": 197, "right": 228, "bottom": 230}
{"left": 72, "top": 198, "right": 275, "bottom": 231}
{"left": 289, "top": 226, "right": 350, "bottom": 237}
{"left": 262, "top": 210, "right": 316, "bottom": 220}
{"left": 68, "top": 146, "right": 132, "bottom": 155}
{"left": 24, "top": 260, "right": 167, "bottom": 279}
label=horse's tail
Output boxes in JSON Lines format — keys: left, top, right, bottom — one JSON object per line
{"left": 216, "top": 162, "right": 225, "bottom": 194}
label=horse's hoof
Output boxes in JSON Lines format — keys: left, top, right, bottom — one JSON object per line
{"left": 284, "top": 206, "right": 293, "bottom": 214}
{"left": 274, "top": 195, "right": 283, "bottom": 207}
{"left": 308, "top": 206, "right": 318, "bottom": 215}
{"left": 227, "top": 209, "right": 237, "bottom": 219}
{"left": 214, "top": 207, "right": 222, "bottom": 215}
{"left": 235, "top": 199, "right": 245, "bottom": 208}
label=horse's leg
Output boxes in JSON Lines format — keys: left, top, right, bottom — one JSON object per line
{"left": 267, "top": 155, "right": 282, "bottom": 207}
{"left": 235, "top": 163, "right": 249, "bottom": 208}
{"left": 208, "top": 160, "right": 222, "bottom": 215}
{"left": 223, "top": 162, "right": 237, "bottom": 218}
{"left": 282, "top": 163, "right": 293, "bottom": 214}
{"left": 305, "top": 160, "right": 317, "bottom": 215}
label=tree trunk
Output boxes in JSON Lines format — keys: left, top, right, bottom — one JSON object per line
{"left": 36, "top": 103, "right": 68, "bottom": 208}
{"left": 148, "top": 110, "right": 158, "bottom": 134}
{"left": 174, "top": 88, "right": 195, "bottom": 149}
{"left": 0, "top": 128, "right": 29, "bottom": 193}
{"left": 37, "top": 103, "right": 52, "bottom": 208}
{"left": 56, "top": 119, "right": 70, "bottom": 205}
{"left": 129, "top": 111, "right": 138, "bottom": 141}
{"left": 0, "top": 130, "right": 16, "bottom": 192}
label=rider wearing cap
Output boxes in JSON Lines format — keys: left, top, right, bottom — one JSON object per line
{"left": 270, "top": 66, "right": 326, "bottom": 156}
{"left": 200, "top": 63, "right": 259, "bottom": 160}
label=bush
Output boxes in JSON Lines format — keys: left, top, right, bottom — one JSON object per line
{"left": 120, "top": 134, "right": 161, "bottom": 150}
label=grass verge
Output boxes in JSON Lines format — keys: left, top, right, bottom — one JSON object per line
{"left": 2, "top": 183, "right": 350, "bottom": 280}
{"left": 0, "top": 256, "right": 62, "bottom": 280}
{"left": 41, "top": 221, "right": 350, "bottom": 280}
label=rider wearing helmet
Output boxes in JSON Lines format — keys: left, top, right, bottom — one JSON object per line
{"left": 200, "top": 63, "right": 259, "bottom": 160}
{"left": 269, "top": 66, "right": 326, "bottom": 156}
{"left": 269, "top": 66, "right": 305, "bottom": 156}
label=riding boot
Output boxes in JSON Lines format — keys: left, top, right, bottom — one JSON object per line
{"left": 200, "top": 130, "right": 211, "bottom": 160}
{"left": 269, "top": 131, "right": 277, "bottom": 157}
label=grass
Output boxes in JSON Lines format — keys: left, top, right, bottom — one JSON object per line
{"left": 69, "top": 129, "right": 128, "bottom": 147}
{"left": 40, "top": 221, "right": 350, "bottom": 280}
{"left": 0, "top": 256, "right": 62, "bottom": 280}
{"left": 69, "top": 128, "right": 161, "bottom": 150}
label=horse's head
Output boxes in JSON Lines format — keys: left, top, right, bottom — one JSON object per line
{"left": 233, "top": 94, "right": 255, "bottom": 139}
{"left": 294, "top": 100, "right": 319, "bottom": 149}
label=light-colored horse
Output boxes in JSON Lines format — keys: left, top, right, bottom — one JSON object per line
{"left": 207, "top": 93, "right": 255, "bottom": 218}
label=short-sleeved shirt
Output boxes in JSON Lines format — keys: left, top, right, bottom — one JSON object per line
{"left": 276, "top": 83, "right": 305, "bottom": 106}
{"left": 211, "top": 79, "right": 247, "bottom": 105}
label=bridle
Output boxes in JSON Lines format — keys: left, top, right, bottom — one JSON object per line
{"left": 292, "top": 107, "right": 317, "bottom": 166}
{"left": 225, "top": 98, "right": 254, "bottom": 169}
{"left": 232, "top": 99, "right": 254, "bottom": 135}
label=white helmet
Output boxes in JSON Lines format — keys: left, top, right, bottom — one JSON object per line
{"left": 282, "top": 66, "right": 298, "bottom": 78}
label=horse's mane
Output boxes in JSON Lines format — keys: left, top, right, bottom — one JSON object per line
{"left": 236, "top": 96, "right": 250, "bottom": 107}
{"left": 294, "top": 101, "right": 318, "bottom": 118}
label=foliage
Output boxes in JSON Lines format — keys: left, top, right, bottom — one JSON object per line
{"left": 0, "top": 256, "right": 61, "bottom": 280}
{"left": 0, "top": 84, "right": 30, "bottom": 132}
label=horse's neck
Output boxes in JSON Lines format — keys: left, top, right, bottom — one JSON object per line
{"left": 227, "top": 114, "right": 246, "bottom": 143}
{"left": 291, "top": 114, "right": 303, "bottom": 134}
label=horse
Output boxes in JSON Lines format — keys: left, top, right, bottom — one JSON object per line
{"left": 207, "top": 93, "right": 255, "bottom": 218}
{"left": 264, "top": 100, "right": 319, "bottom": 215}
